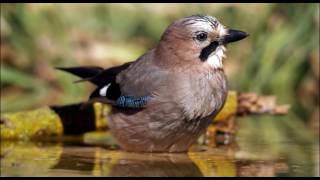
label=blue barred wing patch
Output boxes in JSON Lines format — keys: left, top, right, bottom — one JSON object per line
{"left": 116, "top": 96, "right": 151, "bottom": 108}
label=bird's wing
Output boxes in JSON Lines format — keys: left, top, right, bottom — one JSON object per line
{"left": 116, "top": 52, "right": 170, "bottom": 97}
{"left": 57, "top": 50, "right": 169, "bottom": 108}
{"left": 95, "top": 51, "right": 170, "bottom": 108}
{"left": 56, "top": 62, "right": 133, "bottom": 103}
{"left": 56, "top": 66, "right": 104, "bottom": 83}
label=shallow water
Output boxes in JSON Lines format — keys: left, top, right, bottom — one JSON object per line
{"left": 1, "top": 116, "right": 319, "bottom": 177}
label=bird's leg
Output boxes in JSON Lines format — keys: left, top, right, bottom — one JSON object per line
{"left": 206, "top": 117, "right": 238, "bottom": 147}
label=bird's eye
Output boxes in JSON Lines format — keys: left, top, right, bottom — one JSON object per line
{"left": 196, "top": 32, "right": 208, "bottom": 42}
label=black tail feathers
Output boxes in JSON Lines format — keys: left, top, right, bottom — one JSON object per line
{"left": 56, "top": 66, "right": 104, "bottom": 85}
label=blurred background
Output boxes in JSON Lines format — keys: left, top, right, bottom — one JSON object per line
{"left": 0, "top": 3, "right": 319, "bottom": 177}
{"left": 0, "top": 3, "right": 319, "bottom": 134}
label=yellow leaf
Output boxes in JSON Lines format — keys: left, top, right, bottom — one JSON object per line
{"left": 214, "top": 91, "right": 238, "bottom": 122}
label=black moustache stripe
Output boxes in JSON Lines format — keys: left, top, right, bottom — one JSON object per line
{"left": 199, "top": 41, "right": 219, "bottom": 61}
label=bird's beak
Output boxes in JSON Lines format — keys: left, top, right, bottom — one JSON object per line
{"left": 220, "top": 29, "right": 249, "bottom": 45}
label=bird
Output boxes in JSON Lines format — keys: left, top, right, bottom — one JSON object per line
{"left": 57, "top": 15, "right": 248, "bottom": 152}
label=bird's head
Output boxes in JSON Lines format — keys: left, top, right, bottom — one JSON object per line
{"left": 157, "top": 15, "right": 248, "bottom": 69}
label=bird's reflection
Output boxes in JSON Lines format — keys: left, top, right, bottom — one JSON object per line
{"left": 51, "top": 145, "right": 203, "bottom": 177}
{"left": 1, "top": 141, "right": 292, "bottom": 177}
{"left": 106, "top": 153, "right": 203, "bottom": 177}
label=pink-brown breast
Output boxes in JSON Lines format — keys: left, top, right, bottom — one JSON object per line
{"left": 108, "top": 69, "right": 228, "bottom": 152}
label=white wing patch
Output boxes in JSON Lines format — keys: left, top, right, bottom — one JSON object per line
{"left": 99, "top": 83, "right": 111, "bottom": 97}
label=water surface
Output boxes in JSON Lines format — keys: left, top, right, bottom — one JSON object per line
{"left": 1, "top": 116, "right": 319, "bottom": 177}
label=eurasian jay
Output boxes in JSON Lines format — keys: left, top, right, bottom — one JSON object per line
{"left": 58, "top": 15, "right": 248, "bottom": 152}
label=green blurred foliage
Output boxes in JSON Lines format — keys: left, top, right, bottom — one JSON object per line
{"left": 0, "top": 3, "right": 319, "bottom": 126}
{"left": 0, "top": 5, "right": 319, "bottom": 176}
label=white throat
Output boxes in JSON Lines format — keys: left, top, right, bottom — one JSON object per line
{"left": 206, "top": 45, "right": 226, "bottom": 69}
